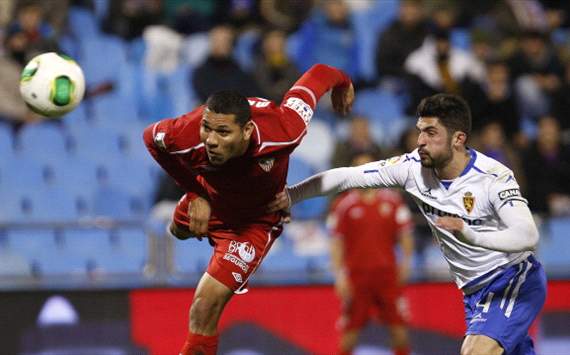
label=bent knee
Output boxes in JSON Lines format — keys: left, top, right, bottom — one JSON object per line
{"left": 190, "top": 296, "right": 225, "bottom": 326}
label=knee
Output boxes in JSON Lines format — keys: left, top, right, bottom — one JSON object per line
{"left": 460, "top": 339, "right": 502, "bottom": 355}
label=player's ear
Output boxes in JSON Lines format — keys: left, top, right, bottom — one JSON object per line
{"left": 453, "top": 131, "right": 467, "bottom": 147}
{"left": 242, "top": 120, "right": 254, "bottom": 140}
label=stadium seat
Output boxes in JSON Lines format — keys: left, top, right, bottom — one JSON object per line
{"left": 21, "top": 187, "right": 84, "bottom": 223}
{"left": 100, "top": 158, "right": 156, "bottom": 200}
{"left": 96, "top": 228, "right": 148, "bottom": 273}
{"left": 291, "top": 119, "right": 334, "bottom": 171}
{"left": 67, "top": 126, "right": 127, "bottom": 162}
{"left": 91, "top": 186, "right": 147, "bottom": 220}
{"left": 0, "top": 123, "right": 14, "bottom": 162}
{"left": 0, "top": 159, "right": 53, "bottom": 190}
{"left": 351, "top": 0, "right": 399, "bottom": 80}
{"left": 15, "top": 122, "right": 70, "bottom": 163}
{"left": 539, "top": 218, "right": 570, "bottom": 275}
{"left": 67, "top": 7, "right": 100, "bottom": 39}
{"left": 182, "top": 32, "right": 210, "bottom": 68}
{"left": 234, "top": 30, "right": 260, "bottom": 72}
{"left": 286, "top": 156, "right": 328, "bottom": 220}
{"left": 78, "top": 36, "right": 127, "bottom": 87}
{"left": 260, "top": 239, "right": 309, "bottom": 278}
{"left": 173, "top": 237, "right": 213, "bottom": 274}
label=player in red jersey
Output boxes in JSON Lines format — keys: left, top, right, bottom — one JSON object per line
{"left": 328, "top": 152, "right": 414, "bottom": 355}
{"left": 143, "top": 64, "right": 354, "bottom": 355}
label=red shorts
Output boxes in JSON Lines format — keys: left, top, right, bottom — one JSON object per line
{"left": 340, "top": 269, "right": 407, "bottom": 331}
{"left": 174, "top": 194, "right": 281, "bottom": 292}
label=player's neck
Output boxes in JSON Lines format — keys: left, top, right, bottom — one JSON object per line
{"left": 435, "top": 149, "right": 470, "bottom": 181}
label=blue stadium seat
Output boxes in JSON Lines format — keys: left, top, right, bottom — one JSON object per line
{"left": 68, "top": 126, "right": 126, "bottom": 162}
{"left": 68, "top": 7, "right": 100, "bottom": 39}
{"left": 173, "top": 238, "right": 213, "bottom": 274}
{"left": 15, "top": 123, "right": 70, "bottom": 162}
{"left": 539, "top": 218, "right": 570, "bottom": 274}
{"left": 260, "top": 240, "right": 309, "bottom": 276}
{"left": 234, "top": 30, "right": 259, "bottom": 72}
{"left": 78, "top": 36, "right": 127, "bottom": 86}
{"left": 7, "top": 229, "right": 56, "bottom": 264}
{"left": 0, "top": 159, "right": 53, "bottom": 191}
{"left": 91, "top": 186, "right": 147, "bottom": 220}
{"left": 0, "top": 122, "right": 14, "bottom": 160}
{"left": 351, "top": 0, "right": 399, "bottom": 80}
{"left": 287, "top": 156, "right": 328, "bottom": 220}
{"left": 100, "top": 158, "right": 156, "bottom": 199}
{"left": 93, "top": 228, "right": 148, "bottom": 273}
{"left": 63, "top": 228, "right": 110, "bottom": 260}
{"left": 21, "top": 187, "right": 84, "bottom": 223}
{"left": 48, "top": 157, "right": 101, "bottom": 200}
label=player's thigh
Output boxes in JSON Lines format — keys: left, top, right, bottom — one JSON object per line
{"left": 207, "top": 226, "right": 278, "bottom": 291}
{"left": 461, "top": 334, "right": 503, "bottom": 355}
{"left": 191, "top": 272, "right": 234, "bottom": 317}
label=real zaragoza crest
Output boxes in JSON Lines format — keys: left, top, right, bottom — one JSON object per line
{"left": 463, "top": 191, "right": 475, "bottom": 214}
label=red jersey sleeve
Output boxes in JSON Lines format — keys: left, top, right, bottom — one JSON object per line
{"left": 253, "top": 64, "right": 352, "bottom": 155}
{"left": 143, "top": 108, "right": 207, "bottom": 199}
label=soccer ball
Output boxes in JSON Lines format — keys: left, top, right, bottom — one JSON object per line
{"left": 19, "top": 52, "right": 86, "bottom": 118}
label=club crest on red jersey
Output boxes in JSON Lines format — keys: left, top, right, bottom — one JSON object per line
{"left": 463, "top": 191, "right": 475, "bottom": 214}
{"left": 258, "top": 157, "right": 275, "bottom": 172}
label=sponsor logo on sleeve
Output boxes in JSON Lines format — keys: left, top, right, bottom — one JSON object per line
{"left": 498, "top": 188, "right": 521, "bottom": 201}
{"left": 284, "top": 97, "right": 313, "bottom": 125}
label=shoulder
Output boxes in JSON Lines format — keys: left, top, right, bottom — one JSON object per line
{"left": 151, "top": 107, "right": 204, "bottom": 154}
{"left": 471, "top": 149, "right": 514, "bottom": 181}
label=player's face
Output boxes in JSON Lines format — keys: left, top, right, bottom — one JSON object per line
{"left": 200, "top": 109, "right": 252, "bottom": 166}
{"left": 416, "top": 117, "right": 453, "bottom": 169}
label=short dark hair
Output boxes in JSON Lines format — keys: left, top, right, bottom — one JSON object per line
{"left": 206, "top": 90, "right": 251, "bottom": 126}
{"left": 416, "top": 93, "right": 472, "bottom": 138}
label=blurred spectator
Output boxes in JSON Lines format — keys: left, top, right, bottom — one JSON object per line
{"left": 375, "top": 0, "right": 428, "bottom": 79}
{"left": 0, "top": 0, "right": 16, "bottom": 28}
{"left": 462, "top": 60, "right": 523, "bottom": 145}
{"left": 551, "top": 59, "right": 570, "bottom": 133}
{"left": 0, "top": 54, "right": 36, "bottom": 128}
{"left": 253, "top": 29, "right": 301, "bottom": 103}
{"left": 509, "top": 30, "right": 564, "bottom": 120}
{"left": 192, "top": 25, "right": 261, "bottom": 102}
{"left": 425, "top": 0, "right": 458, "bottom": 31}
{"left": 523, "top": 116, "right": 570, "bottom": 216}
{"left": 330, "top": 116, "right": 383, "bottom": 168}
{"left": 296, "top": 0, "right": 359, "bottom": 78}
{"left": 404, "top": 28, "right": 485, "bottom": 113}
{"left": 470, "top": 29, "right": 494, "bottom": 63}
{"left": 5, "top": 1, "right": 57, "bottom": 66}
{"left": 471, "top": 121, "right": 526, "bottom": 192}
{"left": 162, "top": 0, "right": 221, "bottom": 35}
{"left": 102, "top": 0, "right": 162, "bottom": 41}
{"left": 259, "top": 0, "right": 314, "bottom": 33}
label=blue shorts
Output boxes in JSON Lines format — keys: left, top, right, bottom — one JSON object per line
{"left": 463, "top": 255, "right": 546, "bottom": 355}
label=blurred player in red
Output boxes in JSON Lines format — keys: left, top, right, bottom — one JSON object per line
{"left": 328, "top": 152, "right": 414, "bottom": 355}
{"left": 143, "top": 64, "right": 354, "bottom": 355}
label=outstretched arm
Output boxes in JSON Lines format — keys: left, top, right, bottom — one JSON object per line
{"left": 436, "top": 201, "right": 539, "bottom": 252}
{"left": 268, "top": 157, "right": 410, "bottom": 212}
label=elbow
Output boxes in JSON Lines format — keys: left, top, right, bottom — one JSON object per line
{"left": 526, "top": 225, "right": 540, "bottom": 251}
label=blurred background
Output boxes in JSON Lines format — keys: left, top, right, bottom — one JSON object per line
{"left": 1, "top": 0, "right": 569, "bottom": 354}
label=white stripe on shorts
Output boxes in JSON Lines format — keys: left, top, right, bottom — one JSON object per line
{"left": 505, "top": 260, "right": 533, "bottom": 318}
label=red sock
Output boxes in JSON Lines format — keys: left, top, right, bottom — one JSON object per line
{"left": 179, "top": 332, "right": 219, "bottom": 355}
{"left": 394, "top": 346, "right": 410, "bottom": 355}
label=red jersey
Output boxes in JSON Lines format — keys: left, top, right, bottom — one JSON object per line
{"left": 329, "top": 189, "right": 412, "bottom": 273}
{"left": 144, "top": 64, "right": 351, "bottom": 229}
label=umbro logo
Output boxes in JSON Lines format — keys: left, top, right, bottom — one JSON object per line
{"left": 420, "top": 187, "right": 437, "bottom": 200}
{"left": 232, "top": 272, "right": 243, "bottom": 283}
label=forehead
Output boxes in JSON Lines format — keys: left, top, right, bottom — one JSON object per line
{"left": 202, "top": 109, "right": 239, "bottom": 128}
{"left": 416, "top": 116, "right": 442, "bottom": 129}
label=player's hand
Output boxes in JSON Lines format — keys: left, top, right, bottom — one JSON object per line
{"left": 187, "top": 197, "right": 211, "bottom": 236}
{"left": 331, "top": 82, "right": 354, "bottom": 116}
{"left": 435, "top": 217, "right": 465, "bottom": 235}
{"left": 267, "top": 190, "right": 291, "bottom": 213}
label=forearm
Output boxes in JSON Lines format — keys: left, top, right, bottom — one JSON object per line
{"left": 460, "top": 202, "right": 539, "bottom": 252}
{"left": 288, "top": 167, "right": 362, "bottom": 204}
{"left": 290, "top": 64, "right": 351, "bottom": 105}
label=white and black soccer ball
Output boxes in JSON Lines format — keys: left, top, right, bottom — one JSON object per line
{"left": 19, "top": 52, "right": 86, "bottom": 118}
